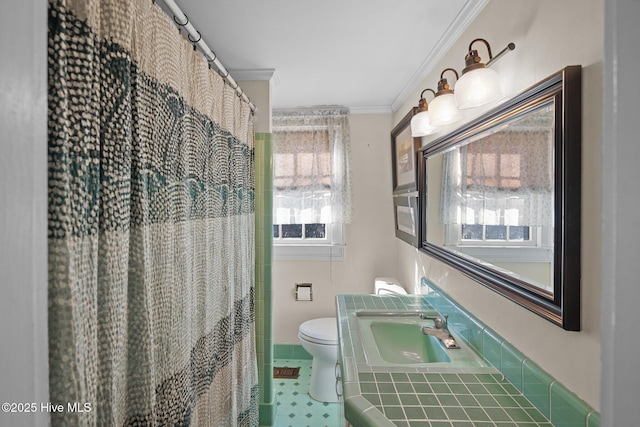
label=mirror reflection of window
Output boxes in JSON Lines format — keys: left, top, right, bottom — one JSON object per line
{"left": 428, "top": 102, "right": 556, "bottom": 291}
{"left": 440, "top": 103, "right": 554, "bottom": 230}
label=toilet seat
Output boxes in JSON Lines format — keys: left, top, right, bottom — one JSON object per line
{"left": 299, "top": 317, "right": 338, "bottom": 345}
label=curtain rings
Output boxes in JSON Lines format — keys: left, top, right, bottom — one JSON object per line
{"left": 188, "top": 31, "right": 201, "bottom": 51}
{"left": 174, "top": 14, "right": 189, "bottom": 34}
{"left": 188, "top": 31, "right": 201, "bottom": 44}
{"left": 206, "top": 50, "right": 217, "bottom": 70}
{"left": 174, "top": 14, "right": 189, "bottom": 27}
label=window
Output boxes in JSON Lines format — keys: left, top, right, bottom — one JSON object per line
{"left": 272, "top": 109, "right": 351, "bottom": 260}
{"left": 437, "top": 114, "right": 555, "bottom": 264}
{"left": 274, "top": 223, "right": 326, "bottom": 240}
{"left": 461, "top": 224, "right": 532, "bottom": 243}
{"left": 445, "top": 223, "right": 553, "bottom": 264}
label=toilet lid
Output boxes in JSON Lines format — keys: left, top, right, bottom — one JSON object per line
{"left": 299, "top": 317, "right": 338, "bottom": 345}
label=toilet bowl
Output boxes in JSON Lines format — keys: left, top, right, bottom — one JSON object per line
{"left": 298, "top": 317, "right": 339, "bottom": 402}
{"left": 298, "top": 278, "right": 406, "bottom": 403}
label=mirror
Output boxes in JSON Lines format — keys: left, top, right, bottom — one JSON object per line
{"left": 419, "top": 66, "right": 581, "bottom": 330}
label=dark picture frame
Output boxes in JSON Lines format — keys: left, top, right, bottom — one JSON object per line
{"left": 418, "top": 66, "right": 581, "bottom": 330}
{"left": 393, "top": 195, "right": 419, "bottom": 247}
{"left": 391, "top": 107, "right": 421, "bottom": 194}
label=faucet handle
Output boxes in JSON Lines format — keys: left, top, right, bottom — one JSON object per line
{"left": 434, "top": 314, "right": 449, "bottom": 330}
{"left": 420, "top": 313, "right": 449, "bottom": 330}
{"left": 433, "top": 316, "right": 444, "bottom": 329}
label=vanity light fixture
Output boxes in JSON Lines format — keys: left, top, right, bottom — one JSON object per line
{"left": 429, "top": 68, "right": 463, "bottom": 126}
{"left": 410, "top": 88, "right": 438, "bottom": 137}
{"left": 454, "top": 39, "right": 515, "bottom": 109}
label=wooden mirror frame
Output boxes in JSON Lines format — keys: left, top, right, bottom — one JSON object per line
{"left": 418, "top": 66, "right": 581, "bottom": 330}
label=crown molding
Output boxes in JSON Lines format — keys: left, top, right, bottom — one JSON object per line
{"left": 390, "top": 0, "right": 489, "bottom": 112}
{"left": 229, "top": 68, "right": 277, "bottom": 83}
{"left": 348, "top": 105, "right": 394, "bottom": 115}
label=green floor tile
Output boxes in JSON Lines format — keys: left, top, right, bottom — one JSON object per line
{"left": 272, "top": 358, "right": 340, "bottom": 427}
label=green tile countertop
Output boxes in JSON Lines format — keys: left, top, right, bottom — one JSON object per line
{"left": 336, "top": 294, "right": 553, "bottom": 427}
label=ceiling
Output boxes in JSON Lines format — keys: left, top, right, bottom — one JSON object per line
{"left": 177, "top": 0, "right": 488, "bottom": 113}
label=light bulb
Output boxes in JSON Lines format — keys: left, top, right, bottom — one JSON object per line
{"left": 454, "top": 67, "right": 502, "bottom": 109}
{"left": 410, "top": 111, "right": 437, "bottom": 137}
{"left": 429, "top": 93, "right": 462, "bottom": 126}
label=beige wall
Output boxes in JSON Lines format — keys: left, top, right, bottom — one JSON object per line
{"left": 273, "top": 113, "right": 398, "bottom": 343}
{"left": 239, "top": 80, "right": 272, "bottom": 133}
{"left": 394, "top": 0, "right": 602, "bottom": 410}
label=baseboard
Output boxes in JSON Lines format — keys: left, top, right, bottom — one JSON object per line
{"left": 274, "top": 343, "right": 312, "bottom": 360}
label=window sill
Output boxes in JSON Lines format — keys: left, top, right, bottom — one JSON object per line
{"left": 447, "top": 245, "right": 552, "bottom": 263}
{"left": 273, "top": 244, "right": 345, "bottom": 261}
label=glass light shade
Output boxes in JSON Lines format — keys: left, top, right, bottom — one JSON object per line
{"left": 454, "top": 67, "right": 502, "bottom": 109}
{"left": 410, "top": 111, "right": 437, "bottom": 137}
{"left": 429, "top": 93, "right": 462, "bottom": 126}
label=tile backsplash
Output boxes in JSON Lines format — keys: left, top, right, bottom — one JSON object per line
{"left": 421, "top": 277, "right": 599, "bottom": 427}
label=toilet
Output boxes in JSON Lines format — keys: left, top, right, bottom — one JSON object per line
{"left": 373, "top": 277, "right": 409, "bottom": 295}
{"left": 298, "top": 317, "right": 340, "bottom": 402}
{"left": 298, "top": 277, "right": 407, "bottom": 402}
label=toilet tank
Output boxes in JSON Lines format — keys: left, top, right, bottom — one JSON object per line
{"left": 374, "top": 277, "right": 407, "bottom": 295}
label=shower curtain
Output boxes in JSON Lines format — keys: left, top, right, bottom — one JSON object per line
{"left": 47, "top": 0, "right": 257, "bottom": 425}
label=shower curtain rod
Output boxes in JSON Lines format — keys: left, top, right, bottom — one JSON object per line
{"left": 159, "top": 0, "right": 257, "bottom": 113}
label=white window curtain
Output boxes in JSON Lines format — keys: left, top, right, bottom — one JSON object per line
{"left": 440, "top": 109, "right": 555, "bottom": 227}
{"left": 272, "top": 108, "right": 352, "bottom": 224}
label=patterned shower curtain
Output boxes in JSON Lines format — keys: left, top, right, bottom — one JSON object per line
{"left": 47, "top": 0, "right": 257, "bottom": 425}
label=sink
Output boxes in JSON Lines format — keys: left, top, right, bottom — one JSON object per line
{"left": 356, "top": 311, "right": 487, "bottom": 367}
{"left": 369, "top": 321, "right": 451, "bottom": 364}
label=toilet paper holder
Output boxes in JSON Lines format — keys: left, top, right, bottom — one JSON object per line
{"left": 295, "top": 283, "right": 313, "bottom": 301}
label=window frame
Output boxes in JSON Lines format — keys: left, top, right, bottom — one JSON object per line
{"left": 444, "top": 224, "right": 552, "bottom": 263}
{"left": 273, "top": 223, "right": 345, "bottom": 260}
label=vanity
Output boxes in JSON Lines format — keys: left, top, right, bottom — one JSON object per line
{"left": 336, "top": 285, "right": 599, "bottom": 427}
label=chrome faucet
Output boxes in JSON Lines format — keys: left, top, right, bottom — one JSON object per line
{"left": 420, "top": 313, "right": 459, "bottom": 349}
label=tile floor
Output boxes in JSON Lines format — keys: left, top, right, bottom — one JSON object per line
{"left": 273, "top": 359, "right": 342, "bottom": 427}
